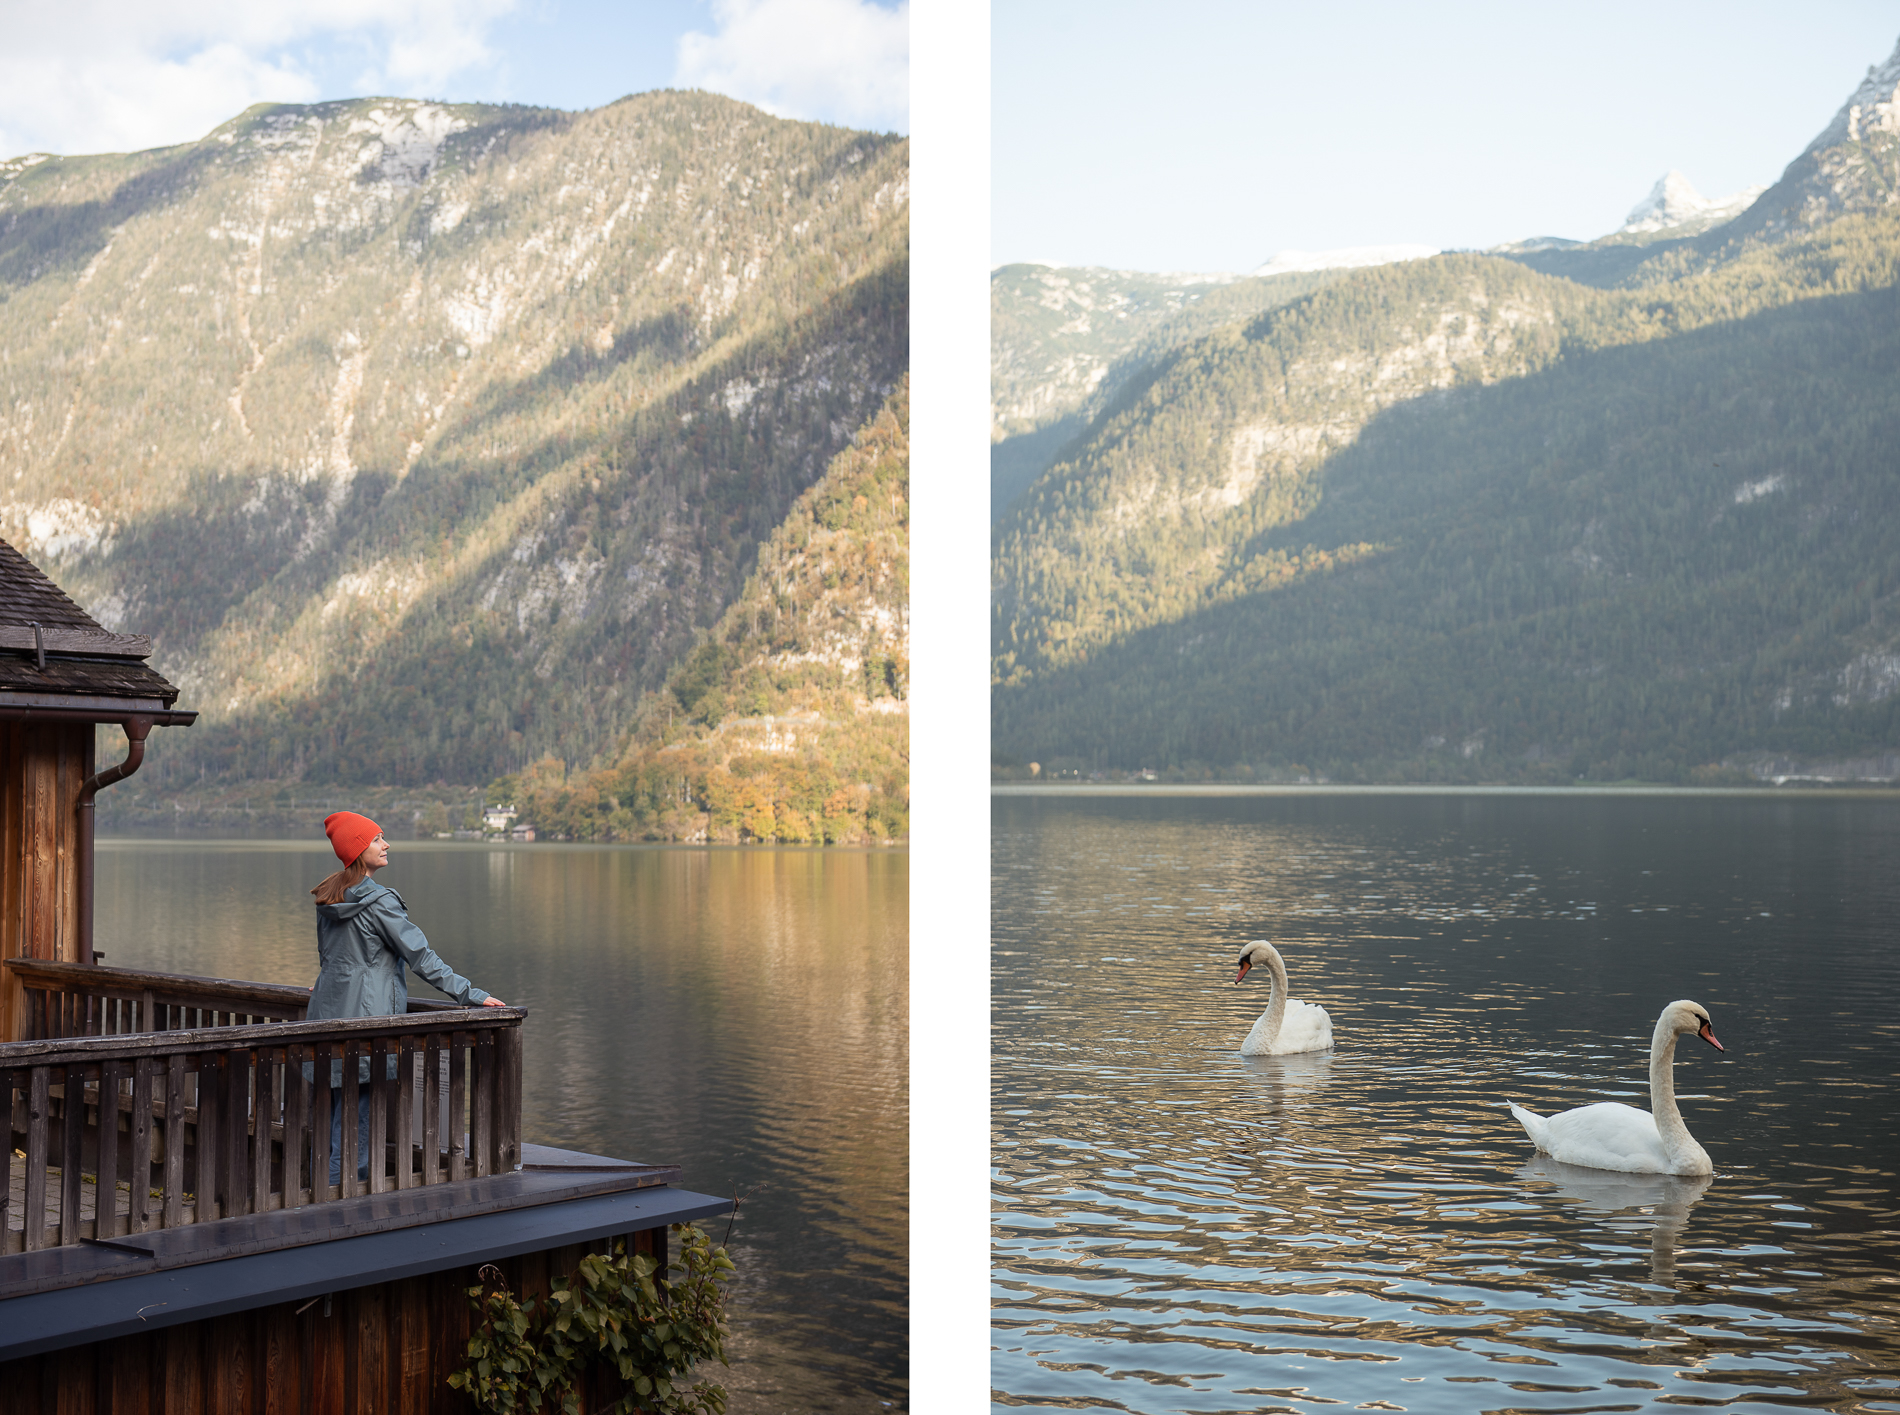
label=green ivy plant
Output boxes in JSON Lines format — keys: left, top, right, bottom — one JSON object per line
{"left": 447, "top": 1222, "right": 736, "bottom": 1415}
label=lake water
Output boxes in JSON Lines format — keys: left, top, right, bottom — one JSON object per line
{"left": 94, "top": 838, "right": 908, "bottom": 1414}
{"left": 991, "top": 789, "right": 1900, "bottom": 1414}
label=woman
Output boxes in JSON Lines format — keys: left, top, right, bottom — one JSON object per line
{"left": 310, "top": 810, "right": 507, "bottom": 1184}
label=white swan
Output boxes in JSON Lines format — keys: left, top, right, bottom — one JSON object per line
{"left": 1507, "top": 999, "right": 1725, "bottom": 1175}
{"left": 1233, "top": 940, "right": 1333, "bottom": 1055}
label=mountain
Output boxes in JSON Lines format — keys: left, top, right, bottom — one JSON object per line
{"left": 992, "top": 35, "right": 1900, "bottom": 785}
{"left": 990, "top": 263, "right": 1338, "bottom": 520}
{"left": 1614, "top": 170, "right": 1766, "bottom": 241}
{"left": 1500, "top": 36, "right": 1900, "bottom": 289}
{"left": 0, "top": 92, "right": 908, "bottom": 795}
{"left": 486, "top": 377, "right": 908, "bottom": 843}
{"left": 1727, "top": 37, "right": 1900, "bottom": 241}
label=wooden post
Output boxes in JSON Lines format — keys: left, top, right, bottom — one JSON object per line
{"left": 341, "top": 1044, "right": 362, "bottom": 1200}
{"left": 496, "top": 1021, "right": 523, "bottom": 1174}
{"left": 131, "top": 1056, "right": 155, "bottom": 1233}
{"left": 162, "top": 1053, "right": 185, "bottom": 1229}
{"left": 251, "top": 1048, "right": 275, "bottom": 1216}
{"left": 23, "top": 1065, "right": 48, "bottom": 1251}
{"left": 471, "top": 1033, "right": 493, "bottom": 1179}
{"left": 312, "top": 1045, "right": 333, "bottom": 1203}
{"left": 0, "top": 722, "right": 87, "bottom": 1047}
{"left": 284, "top": 1044, "right": 308, "bottom": 1207}
{"left": 0, "top": 1068, "right": 13, "bottom": 1252}
{"left": 97, "top": 1058, "right": 122, "bottom": 1239}
{"left": 395, "top": 1041, "right": 415, "bottom": 1192}
{"left": 195, "top": 1054, "right": 220, "bottom": 1222}
{"left": 367, "top": 1040, "right": 390, "bottom": 1195}
{"left": 447, "top": 1037, "right": 467, "bottom": 1182}
{"left": 421, "top": 1037, "right": 441, "bottom": 1187}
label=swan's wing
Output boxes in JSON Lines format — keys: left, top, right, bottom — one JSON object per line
{"left": 1271, "top": 999, "right": 1333, "bottom": 1054}
{"left": 1539, "top": 1102, "right": 1671, "bottom": 1173}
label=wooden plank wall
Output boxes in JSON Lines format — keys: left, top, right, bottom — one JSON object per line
{"left": 0, "top": 722, "right": 91, "bottom": 1046}
{"left": 0, "top": 1231, "right": 665, "bottom": 1415}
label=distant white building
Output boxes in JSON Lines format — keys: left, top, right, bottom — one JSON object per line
{"left": 483, "top": 803, "right": 517, "bottom": 832}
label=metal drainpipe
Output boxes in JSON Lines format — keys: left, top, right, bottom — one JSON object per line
{"left": 77, "top": 714, "right": 152, "bottom": 966}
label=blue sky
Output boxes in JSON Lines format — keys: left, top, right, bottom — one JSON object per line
{"left": 0, "top": 0, "right": 908, "bottom": 158}
{"left": 994, "top": 2, "right": 1900, "bottom": 271}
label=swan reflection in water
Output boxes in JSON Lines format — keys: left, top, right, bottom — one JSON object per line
{"left": 1517, "top": 1154, "right": 1713, "bottom": 1282}
{"left": 1233, "top": 1048, "right": 1335, "bottom": 1110}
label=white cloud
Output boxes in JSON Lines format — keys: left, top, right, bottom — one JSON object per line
{"left": 0, "top": 0, "right": 520, "bottom": 158}
{"left": 675, "top": 0, "right": 908, "bottom": 133}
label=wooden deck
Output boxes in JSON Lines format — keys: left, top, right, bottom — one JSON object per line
{"left": 0, "top": 1144, "right": 683, "bottom": 1304}
{"left": 7, "top": 1157, "right": 192, "bottom": 1239}
{"left": 3, "top": 960, "right": 525, "bottom": 1253}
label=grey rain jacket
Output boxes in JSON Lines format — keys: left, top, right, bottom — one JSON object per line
{"left": 309, "top": 878, "right": 489, "bottom": 1084}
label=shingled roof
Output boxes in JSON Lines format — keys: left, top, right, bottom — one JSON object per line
{"left": 0, "top": 539, "right": 184, "bottom": 709}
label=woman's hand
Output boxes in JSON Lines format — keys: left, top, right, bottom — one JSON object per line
{"left": 482, "top": 996, "right": 508, "bottom": 1007}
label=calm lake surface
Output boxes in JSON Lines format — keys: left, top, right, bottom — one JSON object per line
{"left": 992, "top": 790, "right": 1900, "bottom": 1414}
{"left": 95, "top": 838, "right": 908, "bottom": 1415}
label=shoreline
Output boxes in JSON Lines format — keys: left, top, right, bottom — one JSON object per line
{"left": 991, "top": 780, "right": 1900, "bottom": 800}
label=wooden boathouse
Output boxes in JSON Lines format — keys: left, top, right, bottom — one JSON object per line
{"left": 0, "top": 542, "right": 729, "bottom": 1411}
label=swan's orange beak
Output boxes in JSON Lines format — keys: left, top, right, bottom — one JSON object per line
{"left": 1698, "top": 1020, "right": 1725, "bottom": 1051}
{"left": 1234, "top": 958, "right": 1252, "bottom": 985}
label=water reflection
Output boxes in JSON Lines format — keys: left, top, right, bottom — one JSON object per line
{"left": 994, "top": 792, "right": 1900, "bottom": 1413}
{"left": 1236, "top": 1049, "right": 1335, "bottom": 1104}
{"left": 96, "top": 839, "right": 908, "bottom": 1413}
{"left": 1516, "top": 1157, "right": 1711, "bottom": 1283}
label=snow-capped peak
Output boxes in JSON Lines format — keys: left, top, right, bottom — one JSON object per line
{"left": 1624, "top": 171, "right": 1707, "bottom": 228}
{"left": 1621, "top": 171, "right": 1766, "bottom": 235}
{"left": 1251, "top": 244, "right": 1438, "bottom": 277}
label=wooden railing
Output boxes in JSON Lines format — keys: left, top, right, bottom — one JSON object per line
{"left": 1, "top": 964, "right": 523, "bottom": 1254}
{"left": 7, "top": 958, "right": 462, "bottom": 1038}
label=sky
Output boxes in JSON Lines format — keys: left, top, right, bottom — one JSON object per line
{"left": 994, "top": 2, "right": 1900, "bottom": 272}
{"left": 0, "top": 0, "right": 908, "bottom": 158}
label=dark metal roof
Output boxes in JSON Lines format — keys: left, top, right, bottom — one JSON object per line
{"left": 0, "top": 539, "right": 184, "bottom": 710}
{"left": 0, "top": 1148, "right": 683, "bottom": 1303}
{"left": 0, "top": 1183, "right": 732, "bottom": 1360}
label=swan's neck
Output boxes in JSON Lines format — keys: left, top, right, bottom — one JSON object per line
{"left": 1257, "top": 948, "right": 1289, "bottom": 1040}
{"left": 1647, "top": 1016, "right": 1705, "bottom": 1169}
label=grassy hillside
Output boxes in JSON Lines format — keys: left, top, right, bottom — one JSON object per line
{"left": 0, "top": 92, "right": 907, "bottom": 789}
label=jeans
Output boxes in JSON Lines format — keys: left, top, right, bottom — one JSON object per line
{"left": 328, "top": 1089, "right": 372, "bottom": 1185}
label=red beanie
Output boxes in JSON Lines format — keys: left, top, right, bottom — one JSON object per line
{"left": 324, "top": 811, "right": 381, "bottom": 865}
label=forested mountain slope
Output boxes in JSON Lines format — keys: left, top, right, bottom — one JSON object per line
{"left": 991, "top": 264, "right": 1336, "bottom": 519}
{"left": 489, "top": 378, "right": 908, "bottom": 842}
{"left": 0, "top": 91, "right": 907, "bottom": 789}
{"left": 993, "top": 35, "right": 1900, "bottom": 783}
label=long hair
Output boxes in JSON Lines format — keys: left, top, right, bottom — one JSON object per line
{"left": 311, "top": 855, "right": 373, "bottom": 906}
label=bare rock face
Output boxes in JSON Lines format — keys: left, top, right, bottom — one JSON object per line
{"left": 1805, "top": 40, "right": 1900, "bottom": 154}
{"left": 0, "top": 93, "right": 908, "bottom": 784}
{"left": 1725, "top": 33, "right": 1900, "bottom": 238}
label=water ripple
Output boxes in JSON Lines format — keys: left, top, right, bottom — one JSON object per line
{"left": 994, "top": 793, "right": 1900, "bottom": 1414}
